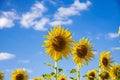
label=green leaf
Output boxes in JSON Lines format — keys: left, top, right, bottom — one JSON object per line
{"left": 44, "top": 63, "right": 53, "bottom": 67}
{"left": 83, "top": 75, "right": 87, "bottom": 78}
{"left": 42, "top": 74, "right": 52, "bottom": 79}
{"left": 70, "top": 77, "right": 77, "bottom": 80}
{"left": 51, "top": 72, "right": 55, "bottom": 76}
{"left": 70, "top": 68, "right": 77, "bottom": 74}
{"left": 58, "top": 68, "right": 63, "bottom": 72}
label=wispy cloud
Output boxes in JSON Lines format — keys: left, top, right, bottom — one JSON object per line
{"left": 50, "top": 19, "right": 72, "bottom": 26}
{"left": 95, "top": 33, "right": 103, "bottom": 40}
{"left": 111, "top": 47, "right": 120, "bottom": 50}
{"left": 107, "top": 33, "right": 119, "bottom": 39}
{"left": 18, "top": 60, "right": 30, "bottom": 63}
{"left": 0, "top": 10, "right": 18, "bottom": 29}
{"left": 0, "top": 0, "right": 92, "bottom": 31}
{"left": 20, "top": 2, "right": 49, "bottom": 31}
{"left": 93, "top": 51, "right": 97, "bottom": 54}
{"left": 5, "top": 69, "right": 12, "bottom": 72}
{"left": 50, "top": 0, "right": 91, "bottom": 26}
{"left": 23, "top": 68, "right": 32, "bottom": 73}
{"left": 0, "top": 52, "right": 16, "bottom": 60}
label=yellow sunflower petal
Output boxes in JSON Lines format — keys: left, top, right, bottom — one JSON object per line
{"left": 58, "top": 74, "right": 67, "bottom": 80}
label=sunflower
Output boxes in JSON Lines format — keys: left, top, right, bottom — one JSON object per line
{"left": 0, "top": 71, "right": 4, "bottom": 80}
{"left": 72, "top": 38, "right": 94, "bottom": 66}
{"left": 58, "top": 74, "right": 67, "bottom": 80}
{"left": 118, "top": 26, "right": 120, "bottom": 35}
{"left": 86, "top": 70, "right": 97, "bottom": 80}
{"left": 34, "top": 77, "right": 44, "bottom": 80}
{"left": 99, "top": 51, "right": 112, "bottom": 70}
{"left": 11, "top": 69, "right": 28, "bottom": 80}
{"left": 99, "top": 70, "right": 110, "bottom": 80}
{"left": 44, "top": 26, "right": 72, "bottom": 61}
{"left": 110, "top": 64, "right": 120, "bottom": 79}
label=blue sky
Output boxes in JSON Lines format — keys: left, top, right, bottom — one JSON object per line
{"left": 0, "top": 0, "right": 120, "bottom": 80}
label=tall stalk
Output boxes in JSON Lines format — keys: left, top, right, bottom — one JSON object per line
{"left": 54, "top": 60, "right": 58, "bottom": 80}
{"left": 77, "top": 65, "right": 80, "bottom": 80}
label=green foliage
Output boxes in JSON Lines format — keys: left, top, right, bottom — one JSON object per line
{"left": 42, "top": 74, "right": 52, "bottom": 80}
{"left": 70, "top": 77, "right": 77, "bottom": 80}
{"left": 70, "top": 68, "right": 77, "bottom": 74}
{"left": 44, "top": 63, "right": 53, "bottom": 67}
{"left": 58, "top": 68, "right": 63, "bottom": 73}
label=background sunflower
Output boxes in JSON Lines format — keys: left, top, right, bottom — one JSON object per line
{"left": 110, "top": 64, "right": 120, "bottom": 80}
{"left": 86, "top": 69, "right": 97, "bottom": 80}
{"left": 99, "top": 70, "right": 110, "bottom": 80}
{"left": 72, "top": 38, "right": 94, "bottom": 66}
{"left": 11, "top": 69, "right": 28, "bottom": 80}
{"left": 99, "top": 51, "right": 112, "bottom": 70}
{"left": 118, "top": 26, "right": 120, "bottom": 35}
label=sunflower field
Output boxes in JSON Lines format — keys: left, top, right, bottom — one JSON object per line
{"left": 0, "top": 26, "right": 120, "bottom": 80}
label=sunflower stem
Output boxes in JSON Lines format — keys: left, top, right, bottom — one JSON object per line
{"left": 54, "top": 60, "right": 58, "bottom": 80}
{"left": 77, "top": 65, "right": 80, "bottom": 80}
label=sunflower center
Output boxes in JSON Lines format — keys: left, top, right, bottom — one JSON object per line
{"left": 114, "top": 67, "right": 120, "bottom": 77}
{"left": 101, "top": 72, "right": 109, "bottom": 79}
{"left": 77, "top": 45, "right": 88, "bottom": 58}
{"left": 16, "top": 74, "right": 24, "bottom": 80}
{"left": 52, "top": 36, "right": 66, "bottom": 51}
{"left": 102, "top": 57, "right": 108, "bottom": 67}
{"left": 89, "top": 72, "right": 95, "bottom": 80}
{"left": 0, "top": 75, "right": 3, "bottom": 79}
{"left": 61, "top": 78, "right": 65, "bottom": 80}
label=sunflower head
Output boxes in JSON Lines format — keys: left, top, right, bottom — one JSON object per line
{"left": 0, "top": 71, "right": 4, "bottom": 80}
{"left": 34, "top": 77, "right": 44, "bottom": 80}
{"left": 99, "top": 70, "right": 110, "bottom": 80}
{"left": 44, "top": 26, "right": 73, "bottom": 61}
{"left": 100, "top": 51, "right": 112, "bottom": 70}
{"left": 86, "top": 70, "right": 97, "bottom": 80}
{"left": 72, "top": 38, "right": 94, "bottom": 66}
{"left": 110, "top": 64, "right": 120, "bottom": 79}
{"left": 11, "top": 69, "right": 28, "bottom": 80}
{"left": 58, "top": 74, "right": 67, "bottom": 80}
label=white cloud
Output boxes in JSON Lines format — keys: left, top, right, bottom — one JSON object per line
{"left": 34, "top": 18, "right": 49, "bottom": 31}
{"left": 0, "top": 0, "right": 92, "bottom": 31}
{"left": 0, "top": 11, "right": 18, "bottom": 29}
{"left": 23, "top": 68, "right": 32, "bottom": 73}
{"left": 111, "top": 47, "right": 120, "bottom": 50}
{"left": 47, "top": 0, "right": 57, "bottom": 6}
{"left": 49, "top": 19, "right": 72, "bottom": 26}
{"left": 20, "top": 2, "right": 49, "bottom": 31}
{"left": 95, "top": 33, "right": 103, "bottom": 40}
{"left": 107, "top": 33, "right": 119, "bottom": 39}
{"left": 0, "top": 52, "right": 16, "bottom": 60}
{"left": 93, "top": 51, "right": 97, "bottom": 54}
{"left": 50, "top": 0, "right": 91, "bottom": 26}
{"left": 18, "top": 60, "right": 30, "bottom": 63}
{"left": 5, "top": 69, "right": 12, "bottom": 72}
